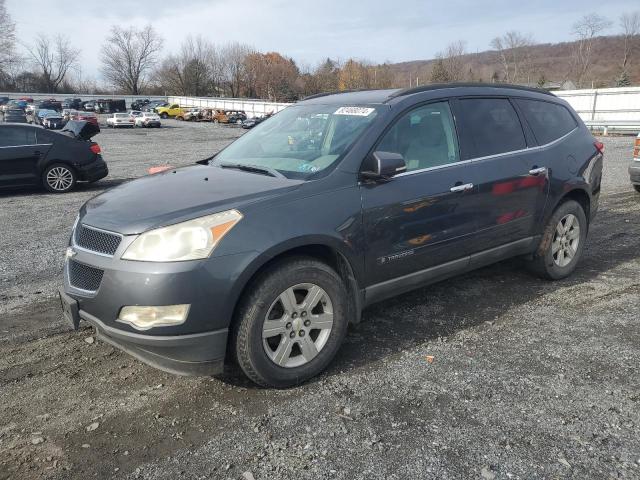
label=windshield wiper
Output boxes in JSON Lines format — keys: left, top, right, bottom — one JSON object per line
{"left": 218, "top": 163, "right": 285, "bottom": 178}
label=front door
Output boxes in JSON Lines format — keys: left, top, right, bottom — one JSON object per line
{"left": 361, "top": 101, "right": 478, "bottom": 292}
{"left": 0, "top": 127, "right": 41, "bottom": 188}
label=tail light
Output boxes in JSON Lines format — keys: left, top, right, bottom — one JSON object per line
{"left": 90, "top": 143, "right": 101, "bottom": 154}
{"left": 634, "top": 136, "right": 640, "bottom": 160}
{"left": 594, "top": 140, "right": 604, "bottom": 155}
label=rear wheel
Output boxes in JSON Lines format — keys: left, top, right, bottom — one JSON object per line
{"left": 634, "top": 185, "right": 640, "bottom": 193}
{"left": 233, "top": 257, "right": 349, "bottom": 388}
{"left": 160, "top": 113, "right": 168, "bottom": 119}
{"left": 43, "top": 163, "right": 76, "bottom": 193}
{"left": 528, "top": 200, "right": 587, "bottom": 280}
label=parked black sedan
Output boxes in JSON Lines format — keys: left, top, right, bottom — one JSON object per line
{"left": 0, "top": 121, "right": 107, "bottom": 193}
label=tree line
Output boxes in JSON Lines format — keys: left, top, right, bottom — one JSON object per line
{"left": 0, "top": 0, "right": 638, "bottom": 100}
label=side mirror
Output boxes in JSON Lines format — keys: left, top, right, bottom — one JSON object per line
{"left": 361, "top": 151, "right": 407, "bottom": 181}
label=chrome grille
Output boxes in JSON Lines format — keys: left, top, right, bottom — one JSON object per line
{"left": 74, "top": 224, "right": 121, "bottom": 256}
{"left": 68, "top": 260, "right": 104, "bottom": 292}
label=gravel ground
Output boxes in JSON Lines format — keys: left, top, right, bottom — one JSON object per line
{"left": 0, "top": 123, "right": 638, "bottom": 480}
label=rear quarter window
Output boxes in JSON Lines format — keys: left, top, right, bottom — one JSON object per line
{"left": 515, "top": 99, "right": 578, "bottom": 145}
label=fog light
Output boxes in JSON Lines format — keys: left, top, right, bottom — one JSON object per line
{"left": 117, "top": 305, "right": 190, "bottom": 330}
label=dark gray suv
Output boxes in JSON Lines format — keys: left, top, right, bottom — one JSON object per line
{"left": 60, "top": 84, "right": 603, "bottom": 387}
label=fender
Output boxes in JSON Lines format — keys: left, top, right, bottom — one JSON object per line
{"left": 226, "top": 234, "right": 365, "bottom": 324}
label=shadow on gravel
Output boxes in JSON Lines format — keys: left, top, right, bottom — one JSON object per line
{"left": 224, "top": 192, "right": 640, "bottom": 387}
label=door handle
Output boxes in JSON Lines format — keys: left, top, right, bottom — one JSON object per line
{"left": 528, "top": 167, "right": 547, "bottom": 176}
{"left": 450, "top": 183, "right": 474, "bottom": 193}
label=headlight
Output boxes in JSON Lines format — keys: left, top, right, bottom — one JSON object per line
{"left": 121, "top": 209, "right": 242, "bottom": 262}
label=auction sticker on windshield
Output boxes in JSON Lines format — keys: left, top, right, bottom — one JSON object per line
{"left": 334, "top": 106, "right": 375, "bottom": 116}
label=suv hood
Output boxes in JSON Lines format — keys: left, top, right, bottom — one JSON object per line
{"left": 80, "top": 164, "right": 303, "bottom": 234}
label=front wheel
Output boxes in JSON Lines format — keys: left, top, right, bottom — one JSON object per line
{"left": 233, "top": 257, "right": 349, "bottom": 388}
{"left": 43, "top": 163, "right": 76, "bottom": 193}
{"left": 634, "top": 185, "right": 640, "bottom": 193}
{"left": 528, "top": 200, "right": 587, "bottom": 280}
{"left": 160, "top": 113, "right": 168, "bottom": 119}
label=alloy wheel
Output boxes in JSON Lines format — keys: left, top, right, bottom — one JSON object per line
{"left": 262, "top": 283, "right": 334, "bottom": 368}
{"left": 46, "top": 167, "right": 74, "bottom": 192}
{"left": 552, "top": 213, "right": 580, "bottom": 267}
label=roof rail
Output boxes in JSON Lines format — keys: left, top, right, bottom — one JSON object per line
{"left": 302, "top": 88, "right": 377, "bottom": 101}
{"left": 388, "top": 82, "right": 554, "bottom": 99}
{"left": 301, "top": 91, "right": 347, "bottom": 101}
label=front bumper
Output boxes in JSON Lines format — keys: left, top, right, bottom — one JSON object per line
{"left": 60, "top": 288, "right": 226, "bottom": 375}
{"left": 630, "top": 162, "right": 640, "bottom": 185}
{"left": 60, "top": 234, "right": 254, "bottom": 375}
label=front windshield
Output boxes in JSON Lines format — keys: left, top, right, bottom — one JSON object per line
{"left": 211, "top": 104, "right": 380, "bottom": 179}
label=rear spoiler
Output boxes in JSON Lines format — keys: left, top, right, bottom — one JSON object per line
{"left": 61, "top": 120, "right": 100, "bottom": 140}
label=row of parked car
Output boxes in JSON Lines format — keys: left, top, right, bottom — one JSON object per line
{"left": 105, "top": 111, "right": 162, "bottom": 128}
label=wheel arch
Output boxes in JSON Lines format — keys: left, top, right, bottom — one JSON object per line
{"left": 550, "top": 186, "right": 591, "bottom": 224}
{"left": 229, "top": 239, "right": 364, "bottom": 333}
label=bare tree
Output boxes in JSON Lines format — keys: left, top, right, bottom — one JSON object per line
{"left": 26, "top": 34, "right": 79, "bottom": 93}
{"left": 570, "top": 13, "right": 612, "bottom": 87}
{"left": 442, "top": 40, "right": 467, "bottom": 82}
{"left": 219, "top": 42, "right": 254, "bottom": 97}
{"left": 620, "top": 11, "right": 640, "bottom": 73}
{"left": 100, "top": 25, "right": 163, "bottom": 94}
{"left": 430, "top": 41, "right": 467, "bottom": 83}
{"left": 490, "top": 31, "right": 535, "bottom": 84}
{"left": 0, "top": 0, "right": 17, "bottom": 84}
{"left": 157, "top": 36, "right": 215, "bottom": 96}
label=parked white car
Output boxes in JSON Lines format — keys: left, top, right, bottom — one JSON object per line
{"left": 134, "top": 112, "right": 162, "bottom": 128}
{"left": 128, "top": 110, "right": 143, "bottom": 118}
{"left": 106, "top": 113, "right": 135, "bottom": 128}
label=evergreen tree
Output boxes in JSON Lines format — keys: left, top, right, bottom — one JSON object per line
{"left": 430, "top": 58, "right": 450, "bottom": 83}
{"left": 615, "top": 70, "right": 631, "bottom": 87}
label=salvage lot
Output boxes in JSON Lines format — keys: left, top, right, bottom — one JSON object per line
{"left": 0, "top": 122, "right": 639, "bottom": 479}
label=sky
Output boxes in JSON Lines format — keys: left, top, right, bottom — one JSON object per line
{"left": 7, "top": 0, "right": 639, "bottom": 81}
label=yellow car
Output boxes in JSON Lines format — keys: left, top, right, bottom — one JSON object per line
{"left": 155, "top": 103, "right": 183, "bottom": 119}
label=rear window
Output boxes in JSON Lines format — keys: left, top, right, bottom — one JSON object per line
{"left": 516, "top": 99, "right": 578, "bottom": 145}
{"left": 114, "top": 113, "right": 129, "bottom": 118}
{"left": 0, "top": 127, "right": 36, "bottom": 147}
{"left": 458, "top": 98, "right": 526, "bottom": 157}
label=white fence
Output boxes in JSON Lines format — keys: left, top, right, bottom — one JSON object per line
{"left": 167, "top": 96, "right": 290, "bottom": 117}
{"left": 553, "top": 86, "right": 640, "bottom": 122}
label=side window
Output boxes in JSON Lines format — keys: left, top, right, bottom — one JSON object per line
{"left": 458, "top": 98, "right": 526, "bottom": 157}
{"left": 377, "top": 101, "right": 460, "bottom": 172}
{"left": 0, "top": 128, "right": 36, "bottom": 147}
{"left": 516, "top": 99, "right": 578, "bottom": 145}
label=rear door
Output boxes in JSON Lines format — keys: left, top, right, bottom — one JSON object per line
{"left": 0, "top": 127, "right": 43, "bottom": 187}
{"left": 453, "top": 97, "right": 549, "bottom": 253}
{"left": 361, "top": 100, "right": 478, "bottom": 288}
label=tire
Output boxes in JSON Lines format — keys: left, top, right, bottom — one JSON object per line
{"left": 233, "top": 257, "right": 349, "bottom": 388}
{"left": 528, "top": 200, "right": 588, "bottom": 280}
{"left": 634, "top": 185, "right": 640, "bottom": 193}
{"left": 160, "top": 113, "right": 168, "bottom": 119}
{"left": 42, "top": 163, "right": 76, "bottom": 193}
